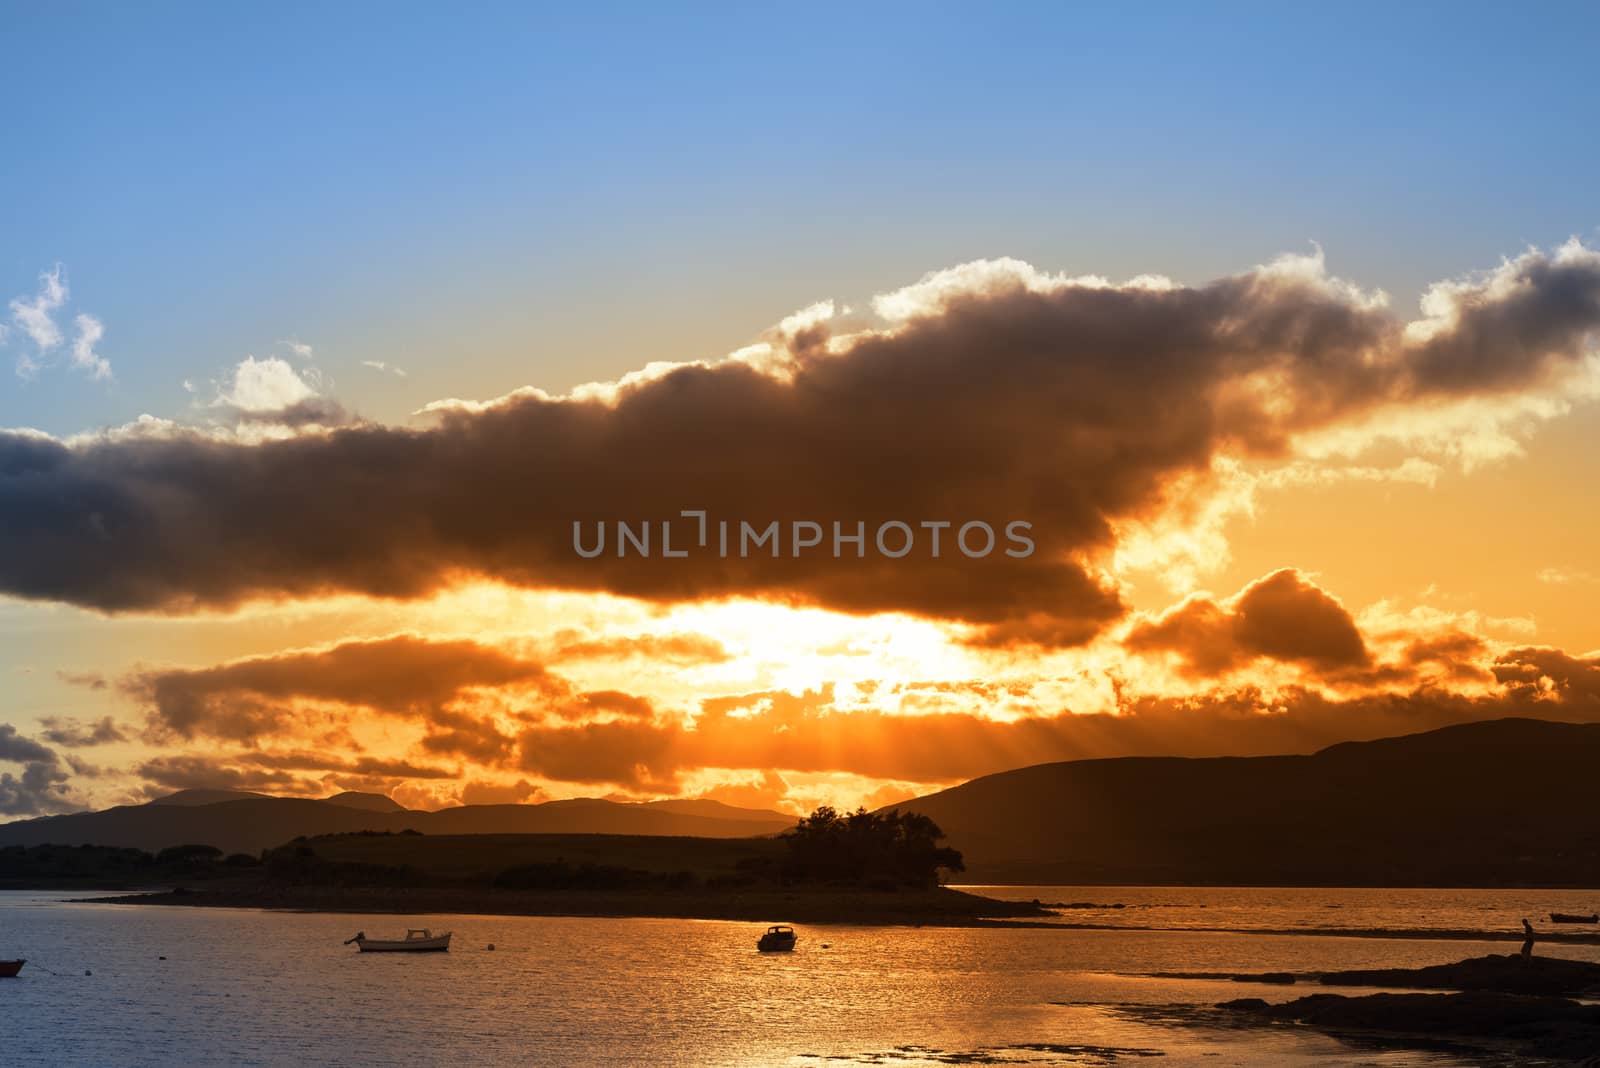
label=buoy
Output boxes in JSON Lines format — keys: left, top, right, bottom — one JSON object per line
{"left": 487, "top": 943, "right": 495, "bottom": 951}
{"left": 85, "top": 970, "right": 92, "bottom": 976}
{"left": 158, "top": 956, "right": 166, "bottom": 961}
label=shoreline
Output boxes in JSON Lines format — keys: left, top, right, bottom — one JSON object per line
{"left": 74, "top": 884, "right": 1061, "bottom": 927}
{"left": 67, "top": 886, "right": 1600, "bottom": 942}
{"left": 1038, "top": 920, "right": 1600, "bottom": 943}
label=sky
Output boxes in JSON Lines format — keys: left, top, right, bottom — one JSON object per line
{"left": 2, "top": 3, "right": 1599, "bottom": 819}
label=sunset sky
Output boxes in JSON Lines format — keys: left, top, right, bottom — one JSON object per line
{"left": 3, "top": 4, "right": 1599, "bottom": 819}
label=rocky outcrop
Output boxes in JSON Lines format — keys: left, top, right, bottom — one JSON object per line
{"left": 1222, "top": 990, "right": 1600, "bottom": 1063}
{"left": 1320, "top": 953, "right": 1600, "bottom": 996}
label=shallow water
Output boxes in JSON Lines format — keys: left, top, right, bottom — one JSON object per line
{"left": 4, "top": 888, "right": 1594, "bottom": 1066}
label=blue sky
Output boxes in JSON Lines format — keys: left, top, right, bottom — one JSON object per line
{"left": 4, "top": 3, "right": 1598, "bottom": 435}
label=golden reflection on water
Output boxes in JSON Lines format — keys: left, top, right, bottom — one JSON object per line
{"left": 5, "top": 890, "right": 1585, "bottom": 1067}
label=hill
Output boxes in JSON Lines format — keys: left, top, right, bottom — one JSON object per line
{"left": 146, "top": 789, "right": 273, "bottom": 807}
{"left": 0, "top": 793, "right": 795, "bottom": 855}
{"left": 886, "top": 718, "right": 1600, "bottom": 886}
{"left": 322, "top": 791, "right": 406, "bottom": 813}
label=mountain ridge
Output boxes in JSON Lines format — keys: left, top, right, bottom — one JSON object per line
{"left": 886, "top": 717, "right": 1600, "bottom": 886}
{"left": 0, "top": 793, "right": 796, "bottom": 855}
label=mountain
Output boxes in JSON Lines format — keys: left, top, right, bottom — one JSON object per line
{"left": 322, "top": 791, "right": 406, "bottom": 813}
{"left": 640, "top": 798, "right": 799, "bottom": 823}
{"left": 886, "top": 718, "right": 1600, "bottom": 887}
{"left": 145, "top": 789, "right": 273, "bottom": 807}
{"left": 0, "top": 793, "right": 795, "bottom": 856}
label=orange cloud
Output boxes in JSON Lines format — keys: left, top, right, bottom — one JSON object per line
{"left": 1126, "top": 568, "right": 1370, "bottom": 677}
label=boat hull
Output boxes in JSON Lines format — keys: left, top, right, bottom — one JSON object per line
{"left": 356, "top": 935, "right": 451, "bottom": 952}
{"left": 0, "top": 960, "right": 24, "bottom": 978}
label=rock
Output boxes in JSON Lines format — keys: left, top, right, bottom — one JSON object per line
{"left": 1321, "top": 953, "right": 1600, "bottom": 996}
{"left": 1219, "top": 990, "right": 1600, "bottom": 1063}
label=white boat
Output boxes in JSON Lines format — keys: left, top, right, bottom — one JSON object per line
{"left": 344, "top": 929, "right": 452, "bottom": 952}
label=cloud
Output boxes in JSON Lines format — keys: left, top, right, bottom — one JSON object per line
{"left": 551, "top": 631, "right": 732, "bottom": 664}
{"left": 4, "top": 243, "right": 1600, "bottom": 642}
{"left": 8, "top": 266, "right": 111, "bottom": 381}
{"left": 0, "top": 724, "right": 58, "bottom": 765}
{"left": 125, "top": 634, "right": 556, "bottom": 742}
{"left": 71, "top": 314, "right": 110, "bottom": 380}
{"left": 196, "top": 355, "right": 351, "bottom": 433}
{"left": 133, "top": 755, "right": 314, "bottom": 795}
{"left": 511, "top": 663, "right": 1600, "bottom": 790}
{"left": 0, "top": 723, "right": 79, "bottom": 816}
{"left": 213, "top": 356, "right": 316, "bottom": 413}
{"left": 9, "top": 265, "right": 67, "bottom": 352}
{"left": 66, "top": 614, "right": 1600, "bottom": 802}
{"left": 1537, "top": 567, "right": 1596, "bottom": 586}
{"left": 1494, "top": 646, "right": 1600, "bottom": 703}
{"left": 38, "top": 715, "right": 129, "bottom": 747}
{"left": 1125, "top": 568, "right": 1371, "bottom": 677}
{"left": 57, "top": 670, "right": 109, "bottom": 691}
{"left": 458, "top": 778, "right": 544, "bottom": 805}
{"left": 360, "top": 360, "right": 407, "bottom": 377}
{"left": 132, "top": 748, "right": 460, "bottom": 798}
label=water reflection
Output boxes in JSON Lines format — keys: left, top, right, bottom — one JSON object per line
{"left": 2, "top": 891, "right": 1561, "bottom": 1067}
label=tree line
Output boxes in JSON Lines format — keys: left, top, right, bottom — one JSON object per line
{"left": 780, "top": 806, "right": 963, "bottom": 889}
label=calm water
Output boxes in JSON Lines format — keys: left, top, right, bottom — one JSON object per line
{"left": 962, "top": 885, "right": 1600, "bottom": 938}
{"left": 5, "top": 888, "right": 1598, "bottom": 1067}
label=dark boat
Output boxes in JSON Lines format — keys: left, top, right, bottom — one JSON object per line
{"left": 1550, "top": 912, "right": 1599, "bottom": 924}
{"left": 757, "top": 925, "right": 797, "bottom": 952}
{"left": 0, "top": 960, "right": 24, "bottom": 978}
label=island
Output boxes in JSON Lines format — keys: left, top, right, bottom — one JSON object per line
{"left": 10, "top": 806, "right": 1052, "bottom": 926}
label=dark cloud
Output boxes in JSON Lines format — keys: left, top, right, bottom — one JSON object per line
{"left": 0, "top": 723, "right": 58, "bottom": 765}
{"left": 4, "top": 245, "right": 1598, "bottom": 643}
{"left": 39, "top": 715, "right": 129, "bottom": 747}
{"left": 134, "top": 755, "right": 314, "bottom": 794}
{"left": 1125, "top": 568, "right": 1370, "bottom": 676}
{"left": 0, "top": 724, "right": 79, "bottom": 816}
{"left": 130, "top": 750, "right": 455, "bottom": 800}
{"left": 226, "top": 749, "right": 458, "bottom": 780}
{"left": 226, "top": 396, "right": 353, "bottom": 429}
{"left": 1494, "top": 646, "right": 1600, "bottom": 702}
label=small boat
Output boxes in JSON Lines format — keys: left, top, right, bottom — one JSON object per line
{"left": 344, "top": 929, "right": 451, "bottom": 952}
{"left": 0, "top": 960, "right": 23, "bottom": 978}
{"left": 1550, "top": 912, "right": 1599, "bottom": 924}
{"left": 757, "top": 925, "right": 797, "bottom": 952}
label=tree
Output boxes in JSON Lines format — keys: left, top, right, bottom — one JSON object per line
{"left": 780, "top": 806, "right": 964, "bottom": 888}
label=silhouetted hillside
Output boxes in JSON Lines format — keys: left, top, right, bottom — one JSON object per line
{"left": 0, "top": 793, "right": 795, "bottom": 855}
{"left": 322, "top": 791, "right": 407, "bottom": 813}
{"left": 886, "top": 718, "right": 1600, "bottom": 886}
{"left": 146, "top": 789, "right": 273, "bottom": 807}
